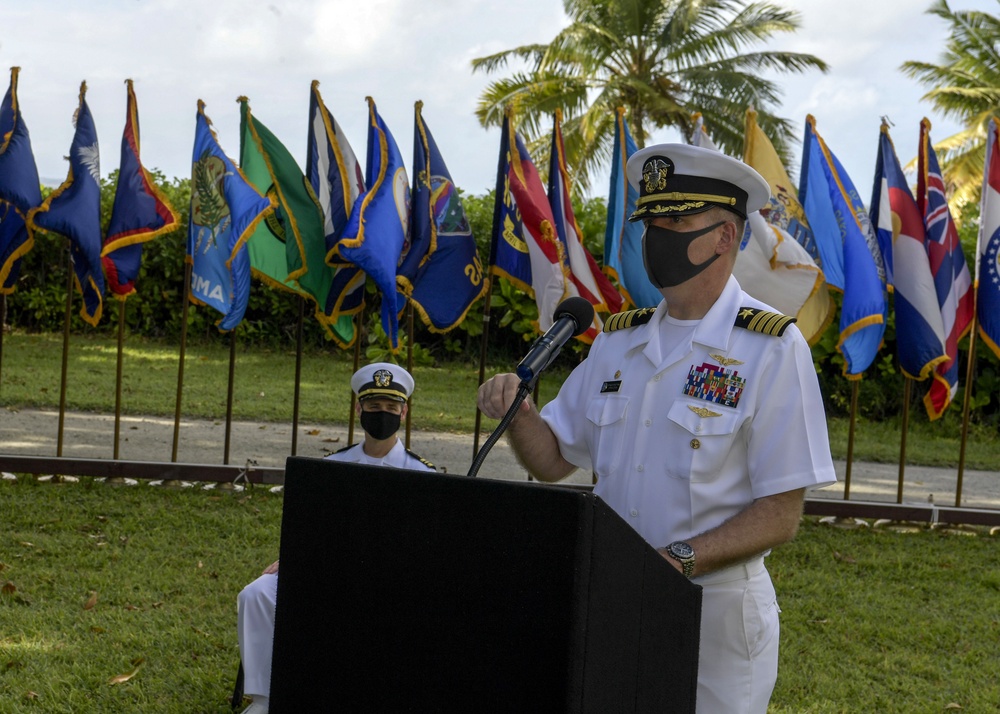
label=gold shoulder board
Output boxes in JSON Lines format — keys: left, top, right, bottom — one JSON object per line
{"left": 603, "top": 307, "right": 657, "bottom": 333}
{"left": 734, "top": 307, "right": 796, "bottom": 337}
{"left": 406, "top": 449, "right": 436, "bottom": 471}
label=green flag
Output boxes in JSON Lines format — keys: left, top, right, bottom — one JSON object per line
{"left": 238, "top": 97, "right": 354, "bottom": 344}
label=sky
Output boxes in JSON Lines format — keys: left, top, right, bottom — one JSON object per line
{"left": 4, "top": 0, "right": 997, "bottom": 200}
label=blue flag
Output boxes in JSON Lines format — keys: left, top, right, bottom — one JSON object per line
{"left": 27, "top": 82, "right": 105, "bottom": 326}
{"left": 306, "top": 81, "right": 365, "bottom": 347}
{"left": 490, "top": 112, "right": 533, "bottom": 296}
{"left": 603, "top": 108, "right": 661, "bottom": 309}
{"left": 102, "top": 79, "right": 180, "bottom": 300}
{"left": 187, "top": 101, "right": 274, "bottom": 333}
{"left": 398, "top": 101, "right": 486, "bottom": 332}
{"left": 0, "top": 67, "right": 42, "bottom": 293}
{"left": 335, "top": 97, "right": 409, "bottom": 348}
{"left": 870, "top": 123, "right": 948, "bottom": 382}
{"left": 799, "top": 115, "right": 887, "bottom": 377}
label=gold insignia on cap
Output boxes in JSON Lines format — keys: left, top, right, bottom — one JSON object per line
{"left": 710, "top": 353, "right": 744, "bottom": 367}
{"left": 373, "top": 369, "right": 393, "bottom": 388}
{"left": 688, "top": 405, "right": 722, "bottom": 419}
{"left": 642, "top": 158, "right": 671, "bottom": 194}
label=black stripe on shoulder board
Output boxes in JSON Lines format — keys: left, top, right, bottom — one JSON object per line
{"left": 734, "top": 307, "right": 796, "bottom": 336}
{"left": 603, "top": 307, "right": 657, "bottom": 333}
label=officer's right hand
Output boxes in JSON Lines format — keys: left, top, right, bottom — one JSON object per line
{"left": 477, "top": 373, "right": 533, "bottom": 420}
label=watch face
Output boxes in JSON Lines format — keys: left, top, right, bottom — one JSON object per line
{"left": 671, "top": 542, "right": 694, "bottom": 559}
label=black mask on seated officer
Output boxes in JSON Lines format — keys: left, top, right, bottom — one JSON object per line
{"left": 642, "top": 220, "right": 726, "bottom": 289}
{"left": 359, "top": 410, "right": 401, "bottom": 441}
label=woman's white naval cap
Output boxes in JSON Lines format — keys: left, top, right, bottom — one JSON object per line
{"left": 626, "top": 143, "right": 769, "bottom": 221}
{"left": 351, "top": 363, "right": 414, "bottom": 402}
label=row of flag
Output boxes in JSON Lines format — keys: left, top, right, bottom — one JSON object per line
{"left": 607, "top": 107, "right": 994, "bottom": 421}
{"left": 0, "top": 69, "right": 494, "bottom": 350}
{"left": 1, "top": 72, "right": 179, "bottom": 328}
{"left": 2, "top": 65, "right": 998, "bottom": 423}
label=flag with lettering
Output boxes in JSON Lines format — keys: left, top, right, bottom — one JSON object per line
{"left": 306, "top": 81, "right": 364, "bottom": 347}
{"left": 334, "top": 97, "right": 408, "bottom": 348}
{"left": 799, "top": 115, "right": 887, "bottom": 377}
{"left": 976, "top": 118, "right": 1000, "bottom": 360}
{"left": 491, "top": 109, "right": 567, "bottom": 332}
{"left": 398, "top": 101, "right": 486, "bottom": 332}
{"left": 187, "top": 101, "right": 274, "bottom": 332}
{"left": 917, "top": 118, "right": 974, "bottom": 419}
{"left": 27, "top": 82, "right": 104, "bottom": 326}
{"left": 0, "top": 67, "right": 42, "bottom": 293}
{"left": 548, "top": 109, "right": 622, "bottom": 341}
{"left": 101, "top": 80, "right": 180, "bottom": 299}
{"left": 732, "top": 109, "right": 832, "bottom": 344}
{"left": 603, "top": 107, "right": 661, "bottom": 309}
{"left": 870, "top": 123, "right": 947, "bottom": 381}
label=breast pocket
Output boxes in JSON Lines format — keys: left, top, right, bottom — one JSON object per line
{"left": 664, "top": 400, "right": 741, "bottom": 483}
{"left": 585, "top": 395, "right": 629, "bottom": 478}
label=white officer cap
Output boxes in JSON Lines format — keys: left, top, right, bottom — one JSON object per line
{"left": 626, "top": 143, "right": 769, "bottom": 221}
{"left": 350, "top": 362, "right": 414, "bottom": 402}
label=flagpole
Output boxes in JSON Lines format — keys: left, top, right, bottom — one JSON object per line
{"left": 57, "top": 243, "right": 75, "bottom": 457}
{"left": 291, "top": 295, "right": 305, "bottom": 456}
{"left": 0, "top": 294, "right": 6, "bottom": 397}
{"left": 348, "top": 301, "right": 365, "bottom": 446}
{"left": 956, "top": 296, "right": 980, "bottom": 508}
{"left": 473, "top": 276, "right": 495, "bottom": 460}
{"left": 112, "top": 300, "right": 127, "bottom": 460}
{"left": 171, "top": 261, "right": 192, "bottom": 462}
{"left": 843, "top": 380, "right": 860, "bottom": 499}
{"left": 224, "top": 327, "right": 238, "bottom": 465}
{"left": 405, "top": 301, "right": 414, "bottom": 450}
{"left": 897, "top": 377, "right": 913, "bottom": 503}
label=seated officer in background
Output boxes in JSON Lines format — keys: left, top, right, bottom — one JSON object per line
{"left": 235, "top": 363, "right": 434, "bottom": 714}
{"left": 478, "top": 144, "right": 836, "bottom": 713}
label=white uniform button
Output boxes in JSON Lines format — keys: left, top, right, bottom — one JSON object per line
{"left": 695, "top": 424, "right": 703, "bottom": 433}
{"left": 653, "top": 375, "right": 661, "bottom": 382}
{"left": 630, "top": 508, "right": 638, "bottom": 517}
{"left": 645, "top": 419, "right": 652, "bottom": 427}
{"left": 637, "top": 464, "right": 644, "bottom": 472}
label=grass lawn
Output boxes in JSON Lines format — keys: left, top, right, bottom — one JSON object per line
{"left": 1, "top": 478, "right": 998, "bottom": 713}
{"left": 2, "top": 331, "right": 999, "bottom": 469}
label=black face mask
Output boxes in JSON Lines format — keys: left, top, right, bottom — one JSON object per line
{"left": 642, "top": 220, "right": 724, "bottom": 289}
{"left": 360, "top": 409, "right": 402, "bottom": 441}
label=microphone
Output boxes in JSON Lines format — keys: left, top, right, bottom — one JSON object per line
{"left": 515, "top": 296, "right": 594, "bottom": 385}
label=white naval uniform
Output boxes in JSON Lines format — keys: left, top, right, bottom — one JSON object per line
{"left": 539, "top": 275, "right": 837, "bottom": 713}
{"left": 236, "top": 439, "right": 434, "bottom": 700}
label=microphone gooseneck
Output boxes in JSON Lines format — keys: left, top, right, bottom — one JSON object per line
{"left": 468, "top": 297, "right": 595, "bottom": 478}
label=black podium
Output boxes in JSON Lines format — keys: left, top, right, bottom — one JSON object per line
{"left": 269, "top": 457, "right": 701, "bottom": 713}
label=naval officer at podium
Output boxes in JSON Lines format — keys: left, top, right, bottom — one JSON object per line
{"left": 479, "top": 143, "right": 837, "bottom": 713}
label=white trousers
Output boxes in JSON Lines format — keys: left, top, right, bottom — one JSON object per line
{"left": 693, "top": 559, "right": 780, "bottom": 714}
{"left": 237, "top": 572, "right": 278, "bottom": 698}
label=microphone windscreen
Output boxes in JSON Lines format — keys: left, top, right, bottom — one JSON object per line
{"left": 553, "top": 296, "right": 595, "bottom": 337}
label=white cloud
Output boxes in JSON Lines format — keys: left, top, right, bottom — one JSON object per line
{"left": 3, "top": 0, "right": 996, "bottom": 196}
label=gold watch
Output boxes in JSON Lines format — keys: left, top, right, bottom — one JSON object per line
{"left": 665, "top": 541, "right": 696, "bottom": 578}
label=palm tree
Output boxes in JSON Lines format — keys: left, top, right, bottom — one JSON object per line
{"left": 472, "top": 0, "right": 827, "bottom": 190}
{"left": 901, "top": 0, "right": 1000, "bottom": 208}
